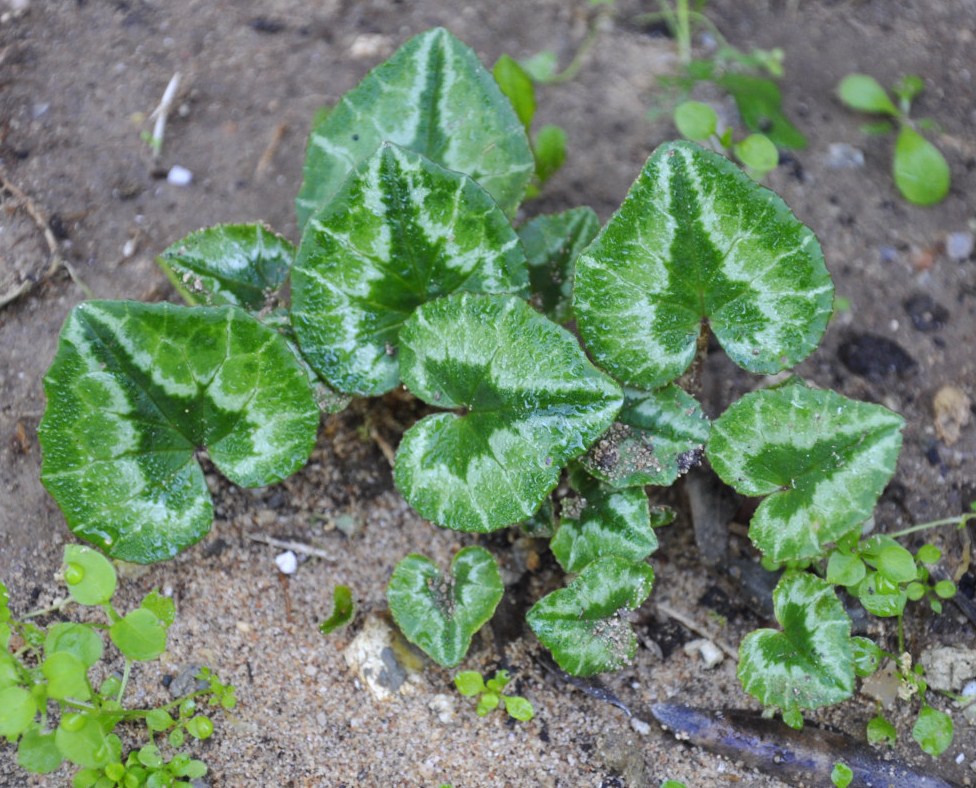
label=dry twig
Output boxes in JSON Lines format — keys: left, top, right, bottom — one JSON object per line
{"left": 247, "top": 532, "right": 337, "bottom": 561}
{"left": 656, "top": 600, "right": 739, "bottom": 661}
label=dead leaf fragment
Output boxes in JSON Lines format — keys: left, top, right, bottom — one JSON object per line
{"left": 933, "top": 385, "right": 972, "bottom": 445}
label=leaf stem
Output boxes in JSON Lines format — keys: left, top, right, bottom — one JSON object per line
{"left": 887, "top": 512, "right": 975, "bottom": 540}
{"left": 117, "top": 659, "right": 132, "bottom": 704}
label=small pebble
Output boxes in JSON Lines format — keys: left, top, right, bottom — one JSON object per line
{"left": 275, "top": 550, "right": 298, "bottom": 575}
{"left": 962, "top": 680, "right": 976, "bottom": 697}
{"left": 630, "top": 717, "right": 651, "bottom": 736}
{"left": 824, "top": 143, "right": 865, "bottom": 170}
{"left": 946, "top": 231, "right": 975, "bottom": 261}
{"left": 957, "top": 753, "right": 966, "bottom": 765}
{"left": 167, "top": 165, "right": 193, "bottom": 186}
{"left": 683, "top": 638, "right": 724, "bottom": 669}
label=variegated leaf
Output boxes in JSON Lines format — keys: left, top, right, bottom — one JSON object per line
{"left": 550, "top": 470, "right": 657, "bottom": 574}
{"left": 738, "top": 572, "right": 854, "bottom": 724}
{"left": 707, "top": 380, "right": 904, "bottom": 563}
{"left": 394, "top": 293, "right": 622, "bottom": 532}
{"left": 291, "top": 144, "right": 528, "bottom": 396}
{"left": 581, "top": 385, "right": 709, "bottom": 488}
{"left": 518, "top": 207, "right": 600, "bottom": 324}
{"left": 574, "top": 141, "right": 833, "bottom": 389}
{"left": 156, "top": 224, "right": 294, "bottom": 310}
{"left": 39, "top": 301, "right": 319, "bottom": 563}
{"left": 527, "top": 557, "right": 654, "bottom": 676}
{"left": 387, "top": 547, "right": 503, "bottom": 668}
{"left": 296, "top": 27, "right": 533, "bottom": 227}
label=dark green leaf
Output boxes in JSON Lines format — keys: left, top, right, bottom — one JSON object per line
{"left": 550, "top": 472, "right": 657, "bottom": 573}
{"left": 574, "top": 142, "right": 831, "bottom": 389}
{"left": 527, "top": 557, "right": 654, "bottom": 676}
{"left": 893, "top": 126, "right": 950, "bottom": 206}
{"left": 715, "top": 73, "right": 808, "bottom": 149}
{"left": 318, "top": 585, "right": 354, "bottom": 635}
{"left": 518, "top": 207, "right": 600, "bottom": 324}
{"left": 580, "top": 385, "right": 709, "bottom": 488}
{"left": 157, "top": 224, "right": 294, "bottom": 309}
{"left": 395, "top": 294, "right": 621, "bottom": 532}
{"left": 707, "top": 382, "right": 904, "bottom": 563}
{"left": 297, "top": 28, "right": 533, "bottom": 226}
{"left": 292, "top": 144, "right": 528, "bottom": 396}
{"left": 40, "top": 302, "right": 319, "bottom": 563}
{"left": 387, "top": 547, "right": 504, "bottom": 667}
{"left": 738, "top": 572, "right": 854, "bottom": 720}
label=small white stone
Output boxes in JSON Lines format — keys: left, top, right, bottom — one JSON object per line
{"left": 630, "top": 717, "right": 651, "bottom": 736}
{"left": 962, "top": 679, "right": 976, "bottom": 697}
{"left": 683, "top": 638, "right": 725, "bottom": 669}
{"left": 956, "top": 752, "right": 966, "bottom": 765}
{"left": 946, "top": 231, "right": 975, "bottom": 262}
{"left": 824, "top": 143, "right": 865, "bottom": 170}
{"left": 274, "top": 550, "right": 297, "bottom": 575}
{"left": 166, "top": 165, "right": 193, "bottom": 186}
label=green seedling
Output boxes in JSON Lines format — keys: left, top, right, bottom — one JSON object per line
{"left": 673, "top": 99, "right": 778, "bottom": 179}
{"left": 645, "top": 0, "right": 806, "bottom": 154}
{"left": 318, "top": 585, "right": 355, "bottom": 635}
{"left": 837, "top": 73, "right": 951, "bottom": 205}
{"left": 0, "top": 547, "right": 235, "bottom": 785}
{"left": 493, "top": 55, "right": 567, "bottom": 198}
{"left": 36, "top": 27, "right": 955, "bottom": 755}
{"left": 454, "top": 670, "right": 534, "bottom": 721}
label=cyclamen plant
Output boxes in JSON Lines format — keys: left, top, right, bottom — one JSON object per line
{"left": 37, "top": 27, "right": 949, "bottom": 747}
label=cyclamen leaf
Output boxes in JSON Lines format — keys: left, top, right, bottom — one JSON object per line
{"left": 518, "top": 207, "right": 600, "bottom": 324}
{"left": 707, "top": 382, "right": 904, "bottom": 563}
{"left": 387, "top": 547, "right": 503, "bottom": 668}
{"left": 394, "top": 294, "right": 622, "bottom": 532}
{"left": 527, "top": 557, "right": 654, "bottom": 676}
{"left": 297, "top": 27, "right": 533, "bottom": 227}
{"left": 40, "top": 301, "right": 319, "bottom": 563}
{"left": 574, "top": 141, "right": 832, "bottom": 389}
{"left": 157, "top": 224, "right": 295, "bottom": 309}
{"left": 550, "top": 472, "right": 657, "bottom": 574}
{"left": 580, "top": 385, "right": 709, "bottom": 488}
{"left": 292, "top": 144, "right": 529, "bottom": 396}
{"left": 738, "top": 572, "right": 854, "bottom": 722}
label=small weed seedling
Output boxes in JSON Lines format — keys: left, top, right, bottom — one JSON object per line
{"left": 645, "top": 0, "right": 806, "bottom": 164}
{"left": 36, "top": 26, "right": 962, "bottom": 758}
{"left": 0, "top": 546, "right": 235, "bottom": 785}
{"left": 837, "top": 73, "right": 951, "bottom": 205}
{"left": 454, "top": 670, "right": 534, "bottom": 721}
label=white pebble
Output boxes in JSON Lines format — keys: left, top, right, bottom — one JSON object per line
{"left": 683, "top": 638, "right": 725, "bottom": 669}
{"left": 961, "top": 679, "right": 976, "bottom": 697}
{"left": 166, "top": 165, "right": 193, "bottom": 186}
{"left": 630, "top": 717, "right": 651, "bottom": 736}
{"left": 957, "top": 753, "right": 966, "bottom": 765}
{"left": 275, "top": 550, "right": 297, "bottom": 575}
{"left": 946, "top": 231, "right": 975, "bottom": 262}
{"left": 824, "top": 143, "right": 865, "bottom": 170}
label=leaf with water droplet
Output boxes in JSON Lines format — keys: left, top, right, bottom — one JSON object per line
{"left": 61, "top": 546, "right": 116, "bottom": 606}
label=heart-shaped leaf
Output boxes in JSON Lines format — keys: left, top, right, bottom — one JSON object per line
{"left": 387, "top": 546, "right": 503, "bottom": 667}
{"left": 527, "top": 557, "right": 654, "bottom": 676}
{"left": 574, "top": 141, "right": 832, "bottom": 389}
{"left": 580, "top": 385, "right": 709, "bottom": 488}
{"left": 39, "top": 301, "right": 319, "bottom": 563}
{"left": 296, "top": 27, "right": 533, "bottom": 228}
{"left": 738, "top": 572, "right": 854, "bottom": 723}
{"left": 394, "top": 293, "right": 622, "bottom": 532}
{"left": 550, "top": 470, "right": 657, "bottom": 573}
{"left": 518, "top": 207, "right": 600, "bottom": 324}
{"left": 292, "top": 144, "right": 529, "bottom": 396}
{"left": 706, "top": 380, "right": 904, "bottom": 563}
{"left": 157, "top": 224, "right": 295, "bottom": 309}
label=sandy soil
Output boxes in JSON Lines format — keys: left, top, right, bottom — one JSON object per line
{"left": 1, "top": 0, "right": 975, "bottom": 785}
